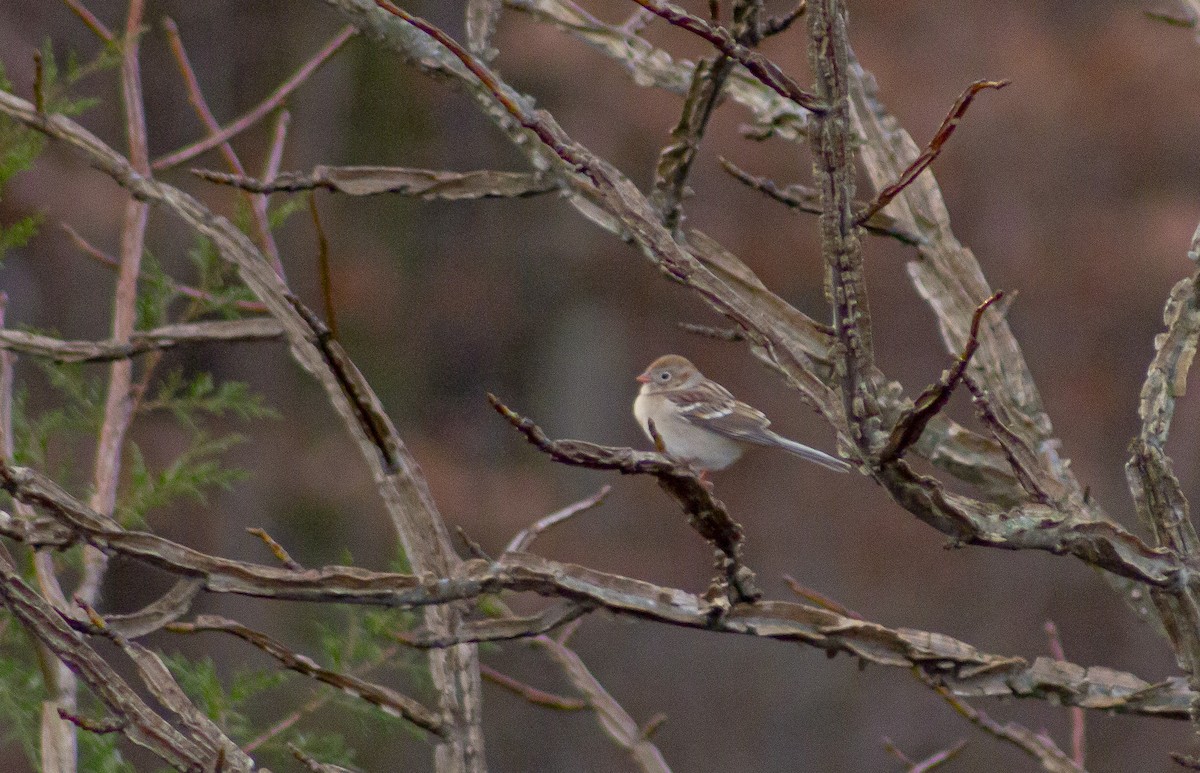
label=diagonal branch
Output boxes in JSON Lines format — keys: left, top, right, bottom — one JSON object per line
{"left": 854, "top": 80, "right": 1008, "bottom": 227}
{"left": 627, "top": 0, "right": 822, "bottom": 112}
{"left": 151, "top": 25, "right": 356, "bottom": 171}
{"left": 167, "top": 615, "right": 446, "bottom": 736}
{"left": 880, "top": 292, "right": 1002, "bottom": 463}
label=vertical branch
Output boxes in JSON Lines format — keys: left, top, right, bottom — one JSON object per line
{"left": 1126, "top": 269, "right": 1200, "bottom": 715}
{"left": 806, "top": 0, "right": 878, "bottom": 452}
{"left": 79, "top": 0, "right": 149, "bottom": 603}
{"left": 0, "top": 298, "right": 77, "bottom": 772}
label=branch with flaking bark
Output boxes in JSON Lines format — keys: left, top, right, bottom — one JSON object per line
{"left": 1127, "top": 268, "right": 1200, "bottom": 709}
{"left": 193, "top": 165, "right": 557, "bottom": 199}
{"left": 807, "top": 0, "right": 881, "bottom": 454}
{"left": 488, "top": 393, "right": 760, "bottom": 604}
{"left": 0, "top": 551, "right": 246, "bottom": 771}
{"left": 0, "top": 455, "right": 1191, "bottom": 718}
{"left": 166, "top": 615, "right": 446, "bottom": 736}
{"left": 0, "top": 318, "right": 284, "bottom": 363}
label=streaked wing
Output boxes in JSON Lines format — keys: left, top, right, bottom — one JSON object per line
{"left": 663, "top": 389, "right": 776, "bottom": 445}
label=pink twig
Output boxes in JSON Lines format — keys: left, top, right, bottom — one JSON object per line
{"left": 1045, "top": 621, "right": 1086, "bottom": 767}
{"left": 60, "top": 0, "right": 114, "bottom": 42}
{"left": 151, "top": 25, "right": 355, "bottom": 171}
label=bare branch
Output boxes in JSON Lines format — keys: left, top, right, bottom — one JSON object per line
{"left": 60, "top": 0, "right": 114, "bottom": 42}
{"left": 479, "top": 664, "right": 587, "bottom": 710}
{"left": 247, "top": 527, "right": 304, "bottom": 571}
{"left": 627, "top": 0, "right": 822, "bottom": 112}
{"left": 193, "top": 165, "right": 557, "bottom": 199}
{"left": 167, "top": 615, "right": 446, "bottom": 736}
{"left": 854, "top": 80, "right": 1009, "bottom": 227}
{"left": 488, "top": 394, "right": 760, "bottom": 603}
{"left": 880, "top": 292, "right": 1002, "bottom": 463}
{"left": 0, "top": 84, "right": 483, "bottom": 770}
{"left": 0, "top": 318, "right": 284, "bottom": 363}
{"left": 151, "top": 26, "right": 357, "bottom": 171}
{"left": 719, "top": 156, "right": 921, "bottom": 244}
{"left": 807, "top": 0, "right": 879, "bottom": 453}
{"left": 0, "top": 552, "right": 222, "bottom": 770}
{"left": 536, "top": 634, "right": 672, "bottom": 773}
{"left": 505, "top": 485, "right": 612, "bottom": 553}
{"left": 1045, "top": 621, "right": 1087, "bottom": 767}
{"left": 398, "top": 602, "right": 591, "bottom": 648}
{"left": 919, "top": 671, "right": 1086, "bottom": 773}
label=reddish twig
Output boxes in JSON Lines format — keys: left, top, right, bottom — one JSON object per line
{"left": 854, "top": 80, "right": 1008, "bottom": 225}
{"left": 162, "top": 17, "right": 284, "bottom": 276}
{"left": 760, "top": 0, "right": 807, "bottom": 37}
{"left": 1045, "top": 621, "right": 1086, "bottom": 767}
{"left": 151, "top": 25, "right": 355, "bottom": 171}
{"left": 309, "top": 192, "right": 338, "bottom": 340}
{"left": 60, "top": 0, "right": 114, "bottom": 42}
{"left": 61, "top": 222, "right": 268, "bottom": 313}
{"left": 879, "top": 292, "right": 1003, "bottom": 464}
{"left": 782, "top": 574, "right": 863, "bottom": 620}
{"left": 628, "top": 0, "right": 822, "bottom": 112}
{"left": 32, "top": 51, "right": 45, "bottom": 113}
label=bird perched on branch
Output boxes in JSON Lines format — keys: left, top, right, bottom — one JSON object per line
{"left": 633, "top": 354, "right": 850, "bottom": 475}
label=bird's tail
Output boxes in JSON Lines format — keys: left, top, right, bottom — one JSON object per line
{"left": 767, "top": 432, "right": 851, "bottom": 473}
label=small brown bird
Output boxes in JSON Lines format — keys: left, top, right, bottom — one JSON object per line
{"left": 633, "top": 354, "right": 849, "bottom": 474}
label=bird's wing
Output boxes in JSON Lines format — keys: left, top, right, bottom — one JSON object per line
{"left": 663, "top": 388, "right": 777, "bottom": 445}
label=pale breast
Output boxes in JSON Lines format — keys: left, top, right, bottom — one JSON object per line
{"left": 633, "top": 393, "right": 745, "bottom": 471}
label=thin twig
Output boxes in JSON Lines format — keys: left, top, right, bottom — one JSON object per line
{"left": 162, "top": 16, "right": 283, "bottom": 276}
{"left": 60, "top": 222, "right": 268, "bottom": 312}
{"left": 854, "top": 79, "right": 1008, "bottom": 226}
{"left": 505, "top": 485, "right": 611, "bottom": 553}
{"left": 151, "top": 25, "right": 356, "bottom": 171}
{"left": 309, "top": 192, "right": 338, "bottom": 340}
{"left": 60, "top": 0, "right": 114, "bottom": 42}
{"left": 719, "top": 156, "right": 921, "bottom": 245}
{"left": 479, "top": 664, "right": 587, "bottom": 710}
{"left": 879, "top": 292, "right": 1002, "bottom": 463}
{"left": 627, "top": 0, "right": 822, "bottom": 112}
{"left": 167, "top": 615, "right": 446, "bottom": 737}
{"left": 1045, "top": 621, "right": 1086, "bottom": 767}
{"left": 247, "top": 528, "right": 303, "bottom": 571}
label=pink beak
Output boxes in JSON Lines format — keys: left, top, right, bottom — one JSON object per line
{"left": 636, "top": 373, "right": 651, "bottom": 383}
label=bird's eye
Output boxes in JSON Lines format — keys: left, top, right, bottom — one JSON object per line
{"left": 657, "top": 371, "right": 670, "bottom": 381}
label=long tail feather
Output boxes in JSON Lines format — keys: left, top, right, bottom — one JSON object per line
{"left": 766, "top": 432, "right": 851, "bottom": 473}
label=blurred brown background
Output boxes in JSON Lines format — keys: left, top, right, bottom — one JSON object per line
{"left": 1, "top": 0, "right": 1198, "bottom": 770}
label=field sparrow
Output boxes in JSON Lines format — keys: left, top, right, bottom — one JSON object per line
{"left": 633, "top": 354, "right": 850, "bottom": 474}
